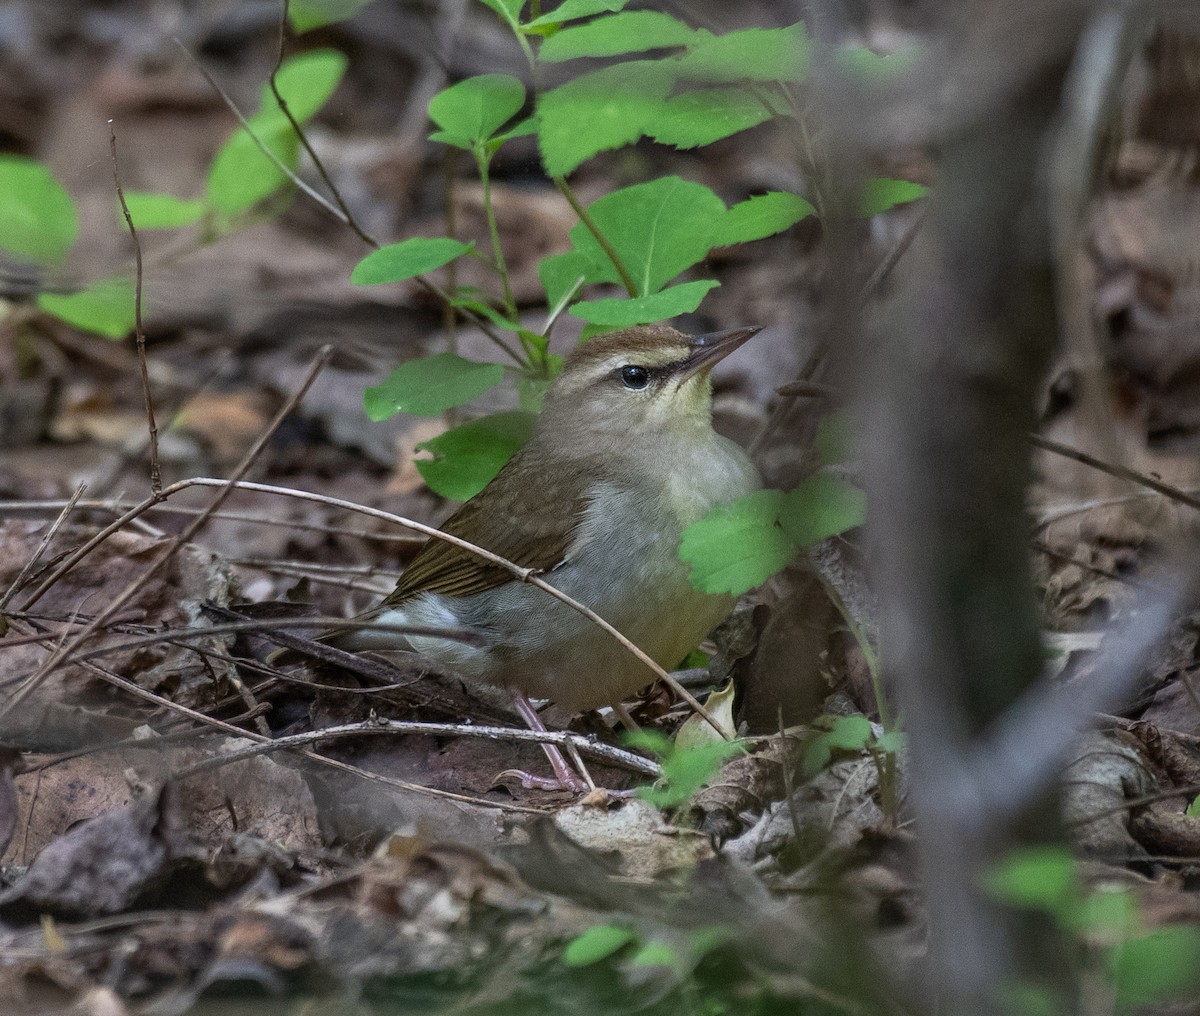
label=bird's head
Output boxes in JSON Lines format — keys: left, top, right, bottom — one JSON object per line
{"left": 540, "top": 324, "right": 760, "bottom": 442}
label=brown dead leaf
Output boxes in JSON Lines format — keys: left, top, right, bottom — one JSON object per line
{"left": 0, "top": 784, "right": 198, "bottom": 918}
{"left": 0, "top": 520, "right": 237, "bottom": 727}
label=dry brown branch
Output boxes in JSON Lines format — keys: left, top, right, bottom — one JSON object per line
{"left": 2, "top": 346, "right": 333, "bottom": 720}
{"left": 173, "top": 717, "right": 661, "bottom": 780}
{"left": 108, "top": 119, "right": 160, "bottom": 494}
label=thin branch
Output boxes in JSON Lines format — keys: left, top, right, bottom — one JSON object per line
{"left": 108, "top": 121, "right": 160, "bottom": 494}
{"left": 476, "top": 150, "right": 517, "bottom": 317}
{"left": 269, "top": 0, "right": 378, "bottom": 247}
{"left": 6, "top": 615, "right": 549, "bottom": 815}
{"left": 16, "top": 474, "right": 729, "bottom": 738}
{"left": 173, "top": 718, "right": 661, "bottom": 779}
{"left": 2, "top": 346, "right": 333, "bottom": 720}
{"left": 0, "top": 484, "right": 86, "bottom": 611}
{"left": 554, "top": 176, "right": 638, "bottom": 297}
{"left": 1030, "top": 434, "right": 1200, "bottom": 515}
{"left": 175, "top": 36, "right": 523, "bottom": 366}
{"left": 0, "top": 498, "right": 427, "bottom": 544}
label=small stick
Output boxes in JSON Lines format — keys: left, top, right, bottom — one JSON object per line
{"left": 16, "top": 474, "right": 730, "bottom": 738}
{"left": 108, "top": 120, "right": 160, "bottom": 494}
{"left": 1030, "top": 433, "right": 1200, "bottom": 515}
{"left": 1, "top": 347, "right": 333, "bottom": 720}
{"left": 269, "top": 0, "right": 377, "bottom": 248}
{"left": 171, "top": 717, "right": 660, "bottom": 779}
{"left": 0, "top": 483, "right": 86, "bottom": 611}
{"left": 174, "top": 38, "right": 522, "bottom": 365}
{"left": 6, "top": 615, "right": 549, "bottom": 815}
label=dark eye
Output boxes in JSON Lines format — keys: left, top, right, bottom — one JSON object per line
{"left": 620, "top": 365, "right": 651, "bottom": 390}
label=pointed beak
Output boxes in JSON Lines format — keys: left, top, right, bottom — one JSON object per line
{"left": 679, "top": 326, "right": 761, "bottom": 381}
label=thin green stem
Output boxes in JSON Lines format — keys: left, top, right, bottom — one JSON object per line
{"left": 554, "top": 176, "right": 638, "bottom": 298}
{"left": 474, "top": 147, "right": 518, "bottom": 322}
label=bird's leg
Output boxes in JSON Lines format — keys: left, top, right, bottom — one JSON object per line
{"left": 503, "top": 694, "right": 593, "bottom": 792}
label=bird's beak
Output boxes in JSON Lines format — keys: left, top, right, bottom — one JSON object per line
{"left": 679, "top": 326, "right": 761, "bottom": 381}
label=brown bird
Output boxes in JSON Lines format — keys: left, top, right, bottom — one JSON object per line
{"left": 283, "top": 323, "right": 760, "bottom": 787}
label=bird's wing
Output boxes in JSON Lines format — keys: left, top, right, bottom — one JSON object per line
{"left": 380, "top": 450, "right": 597, "bottom": 606}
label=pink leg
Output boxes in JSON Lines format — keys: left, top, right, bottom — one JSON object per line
{"left": 506, "top": 694, "right": 590, "bottom": 792}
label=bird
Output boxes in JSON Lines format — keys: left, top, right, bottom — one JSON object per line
{"left": 279, "top": 323, "right": 761, "bottom": 787}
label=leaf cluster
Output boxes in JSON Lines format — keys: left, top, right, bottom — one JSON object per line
{"left": 988, "top": 846, "right": 1200, "bottom": 1011}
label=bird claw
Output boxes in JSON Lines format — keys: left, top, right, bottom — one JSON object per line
{"left": 496, "top": 768, "right": 589, "bottom": 793}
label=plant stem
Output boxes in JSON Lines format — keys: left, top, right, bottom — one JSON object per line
{"left": 474, "top": 148, "right": 518, "bottom": 322}
{"left": 554, "top": 175, "right": 639, "bottom": 297}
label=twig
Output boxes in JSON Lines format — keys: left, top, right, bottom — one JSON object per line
{"left": 172, "top": 717, "right": 661, "bottom": 779}
{"left": 554, "top": 176, "right": 638, "bottom": 297}
{"left": 0, "top": 498, "right": 428, "bottom": 544}
{"left": 0, "top": 484, "right": 86, "bottom": 611}
{"left": 9, "top": 616, "right": 489, "bottom": 667}
{"left": 1, "top": 347, "right": 333, "bottom": 720}
{"left": 174, "top": 36, "right": 522, "bottom": 366}
{"left": 6, "top": 614, "right": 549, "bottom": 815}
{"left": 174, "top": 38, "right": 355, "bottom": 234}
{"left": 1030, "top": 433, "right": 1200, "bottom": 515}
{"left": 108, "top": 120, "right": 160, "bottom": 494}
{"left": 16, "top": 474, "right": 729, "bottom": 738}
{"left": 269, "top": 0, "right": 377, "bottom": 247}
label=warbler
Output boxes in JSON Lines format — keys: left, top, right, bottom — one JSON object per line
{"left": 280, "top": 323, "right": 760, "bottom": 783}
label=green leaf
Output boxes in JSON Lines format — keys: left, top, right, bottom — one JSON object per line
{"left": 364, "top": 353, "right": 506, "bottom": 420}
{"left": 351, "top": 238, "right": 472, "bottom": 285}
{"left": 639, "top": 739, "right": 743, "bottom": 808}
{"left": 415, "top": 410, "right": 535, "bottom": 500}
{"left": 1111, "top": 925, "right": 1200, "bottom": 1006}
{"left": 627, "top": 940, "right": 681, "bottom": 970}
{"left": 680, "top": 488, "right": 796, "bottom": 596}
{"left": 562, "top": 176, "right": 726, "bottom": 295}
{"left": 537, "top": 60, "right": 676, "bottom": 176}
{"left": 874, "top": 730, "right": 906, "bottom": 755}
{"left": 985, "top": 846, "right": 1079, "bottom": 915}
{"left": 289, "top": 0, "right": 375, "bottom": 31}
{"left": 859, "top": 177, "right": 928, "bottom": 217}
{"left": 1069, "top": 886, "right": 1136, "bottom": 936}
{"left": 478, "top": 0, "right": 525, "bottom": 31}
{"left": 675, "top": 23, "right": 810, "bottom": 83}
{"left": 206, "top": 50, "right": 347, "bottom": 217}
{"left": 525, "top": 0, "right": 629, "bottom": 30}
{"left": 562, "top": 925, "right": 636, "bottom": 967}
{"left": 571, "top": 279, "right": 718, "bottom": 326}
{"left": 1188, "top": 795, "right": 1200, "bottom": 818}
{"left": 711, "top": 191, "right": 814, "bottom": 247}
{"left": 207, "top": 120, "right": 298, "bottom": 217}
{"left": 489, "top": 115, "right": 539, "bottom": 147}
{"left": 428, "top": 74, "right": 526, "bottom": 148}
{"left": 263, "top": 49, "right": 349, "bottom": 123}
{"left": 801, "top": 715, "right": 873, "bottom": 775}
{"left": 121, "top": 191, "right": 206, "bottom": 230}
{"left": 449, "top": 294, "right": 520, "bottom": 331}
{"left": 539, "top": 11, "right": 694, "bottom": 61}
{"left": 645, "top": 86, "right": 777, "bottom": 149}
{"left": 0, "top": 155, "right": 77, "bottom": 263}
{"left": 539, "top": 250, "right": 594, "bottom": 309}
{"left": 778, "top": 474, "right": 866, "bottom": 546}
{"left": 37, "top": 279, "right": 136, "bottom": 339}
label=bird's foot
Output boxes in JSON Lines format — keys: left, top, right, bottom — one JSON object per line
{"left": 497, "top": 767, "right": 589, "bottom": 793}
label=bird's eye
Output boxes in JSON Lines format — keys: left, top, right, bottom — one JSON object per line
{"left": 620, "top": 365, "right": 651, "bottom": 390}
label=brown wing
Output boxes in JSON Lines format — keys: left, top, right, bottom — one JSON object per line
{"left": 381, "top": 447, "right": 598, "bottom": 607}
